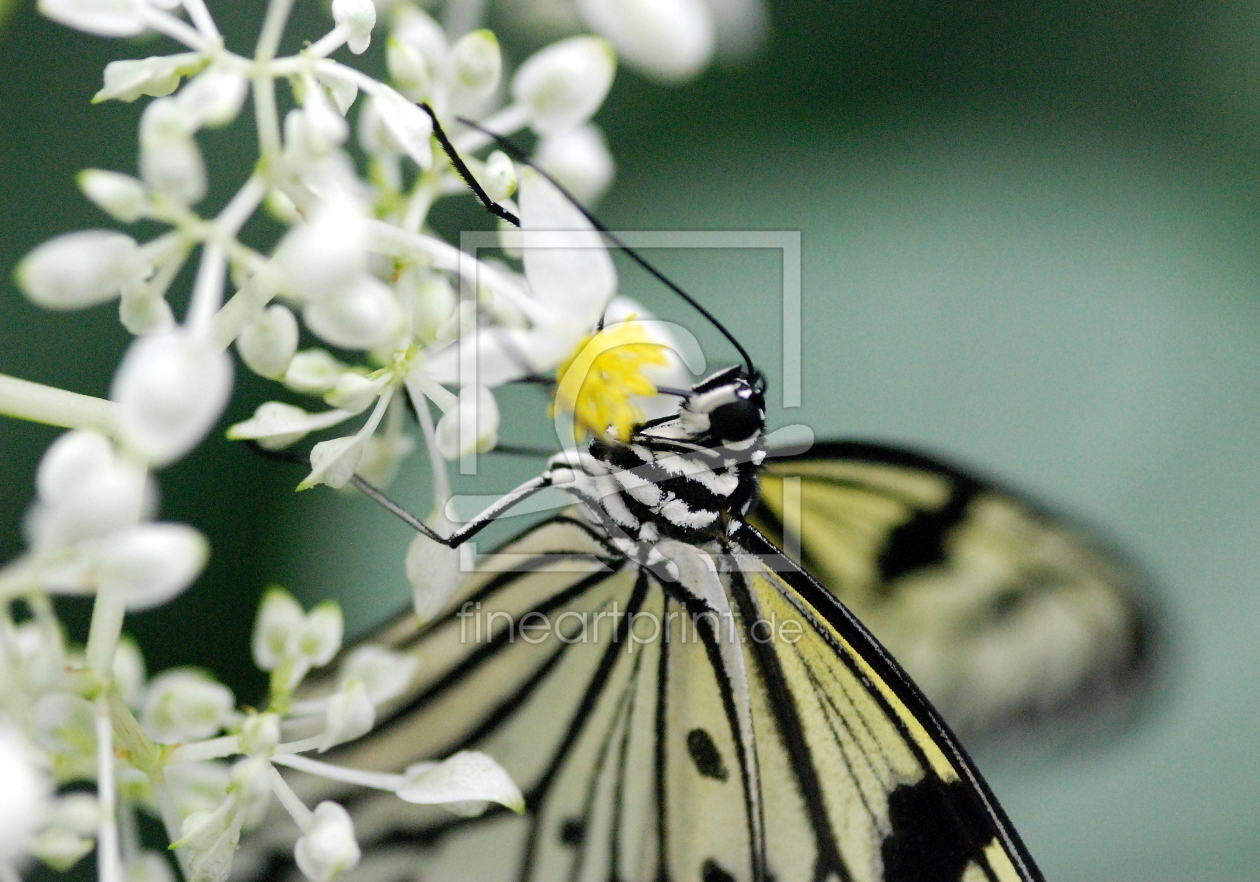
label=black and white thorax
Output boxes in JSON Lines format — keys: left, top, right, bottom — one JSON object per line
{"left": 545, "top": 366, "right": 768, "bottom": 567}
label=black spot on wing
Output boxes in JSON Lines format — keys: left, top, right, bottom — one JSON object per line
{"left": 877, "top": 484, "right": 976, "bottom": 583}
{"left": 881, "top": 777, "right": 991, "bottom": 882}
{"left": 685, "top": 728, "right": 729, "bottom": 781}
{"left": 558, "top": 817, "right": 585, "bottom": 846}
{"left": 702, "top": 858, "right": 737, "bottom": 882}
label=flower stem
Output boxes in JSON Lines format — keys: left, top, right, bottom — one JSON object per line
{"left": 271, "top": 753, "right": 404, "bottom": 792}
{"left": 0, "top": 374, "right": 118, "bottom": 434}
{"left": 95, "top": 696, "right": 124, "bottom": 882}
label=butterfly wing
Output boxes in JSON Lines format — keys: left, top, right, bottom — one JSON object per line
{"left": 241, "top": 509, "right": 1044, "bottom": 882}
{"left": 751, "top": 441, "right": 1154, "bottom": 739}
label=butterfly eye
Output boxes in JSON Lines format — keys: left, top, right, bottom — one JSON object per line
{"left": 707, "top": 399, "right": 762, "bottom": 441}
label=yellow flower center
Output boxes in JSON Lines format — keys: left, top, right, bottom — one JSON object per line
{"left": 553, "top": 319, "right": 671, "bottom": 442}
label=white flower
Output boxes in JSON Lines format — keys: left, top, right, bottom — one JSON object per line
{"left": 368, "top": 88, "right": 433, "bottom": 170}
{"left": 95, "top": 54, "right": 197, "bottom": 103}
{"left": 284, "top": 350, "right": 348, "bottom": 396}
{"left": 227, "top": 402, "right": 354, "bottom": 451}
{"left": 275, "top": 197, "right": 368, "bottom": 304}
{"left": 27, "top": 430, "right": 153, "bottom": 551}
{"left": 395, "top": 751, "right": 524, "bottom": 815}
{"left": 480, "top": 150, "right": 517, "bottom": 203}
{"left": 95, "top": 522, "right": 209, "bottom": 611}
{"left": 511, "top": 36, "right": 616, "bottom": 136}
{"left": 0, "top": 726, "right": 53, "bottom": 867}
{"left": 38, "top": 0, "right": 147, "bottom": 37}
{"left": 435, "top": 385, "right": 499, "bottom": 459}
{"left": 386, "top": 6, "right": 446, "bottom": 102}
{"left": 33, "top": 793, "right": 99, "bottom": 870}
{"left": 111, "top": 331, "right": 234, "bottom": 467}
{"left": 294, "top": 802, "right": 359, "bottom": 882}
{"left": 77, "top": 169, "right": 149, "bottom": 223}
{"left": 405, "top": 528, "right": 461, "bottom": 624}
{"left": 577, "top": 0, "right": 715, "bottom": 83}
{"left": 251, "top": 588, "right": 306, "bottom": 672}
{"left": 534, "top": 124, "right": 615, "bottom": 205}
{"left": 237, "top": 304, "right": 300, "bottom": 380}
{"left": 422, "top": 169, "right": 617, "bottom": 388}
{"left": 331, "top": 0, "right": 376, "bottom": 54}
{"left": 177, "top": 64, "right": 250, "bottom": 129}
{"left": 16, "top": 229, "right": 148, "bottom": 310}
{"left": 141, "top": 669, "right": 236, "bottom": 744}
{"left": 238, "top": 713, "right": 280, "bottom": 758}
{"left": 448, "top": 29, "right": 501, "bottom": 103}
{"left": 337, "top": 645, "right": 418, "bottom": 704}
{"left": 302, "top": 275, "right": 404, "bottom": 352}
{"left": 318, "top": 680, "right": 374, "bottom": 752}
{"left": 139, "top": 99, "right": 206, "bottom": 206}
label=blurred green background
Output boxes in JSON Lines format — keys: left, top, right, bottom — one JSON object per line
{"left": 4, "top": 1, "right": 1260, "bottom": 879}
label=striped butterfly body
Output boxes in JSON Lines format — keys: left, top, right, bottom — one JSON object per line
{"left": 249, "top": 367, "right": 1048, "bottom": 882}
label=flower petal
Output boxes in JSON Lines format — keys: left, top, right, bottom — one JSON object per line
{"left": 16, "top": 230, "right": 146, "bottom": 310}
{"left": 396, "top": 751, "right": 524, "bottom": 814}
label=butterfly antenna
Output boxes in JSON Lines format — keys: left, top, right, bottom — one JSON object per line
{"left": 420, "top": 103, "right": 520, "bottom": 227}
{"left": 454, "top": 115, "right": 759, "bottom": 378}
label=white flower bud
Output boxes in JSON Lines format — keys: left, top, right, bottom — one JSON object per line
{"left": 38, "top": 0, "right": 146, "bottom": 37}
{"left": 141, "top": 669, "right": 236, "bottom": 744}
{"left": 369, "top": 89, "right": 433, "bottom": 170}
{"left": 30, "top": 431, "right": 153, "bottom": 549}
{"left": 227, "top": 401, "right": 352, "bottom": 450}
{"left": 97, "top": 522, "right": 210, "bottom": 611}
{"left": 295, "top": 87, "right": 349, "bottom": 157}
{"left": 237, "top": 304, "right": 300, "bottom": 379}
{"left": 406, "top": 530, "right": 461, "bottom": 624}
{"left": 177, "top": 65, "right": 249, "bottom": 128}
{"left": 35, "top": 430, "right": 115, "bottom": 505}
{"left": 294, "top": 802, "right": 360, "bottom": 882}
{"left": 119, "top": 288, "right": 176, "bottom": 335}
{"left": 275, "top": 198, "right": 367, "bottom": 304}
{"left": 480, "top": 150, "right": 516, "bottom": 203}
{"left": 178, "top": 801, "right": 242, "bottom": 882}
{"left": 435, "top": 385, "right": 498, "bottom": 460}
{"left": 33, "top": 793, "right": 99, "bottom": 870}
{"left": 301, "top": 436, "right": 363, "bottom": 491}
{"left": 0, "top": 726, "right": 53, "bottom": 866}
{"left": 284, "top": 350, "right": 346, "bottom": 396}
{"left": 577, "top": 0, "right": 715, "bottom": 83}
{"left": 16, "top": 229, "right": 147, "bottom": 310}
{"left": 318, "top": 680, "right": 374, "bottom": 752}
{"left": 386, "top": 6, "right": 446, "bottom": 100}
{"left": 252, "top": 588, "right": 305, "bottom": 671}
{"left": 111, "top": 331, "right": 234, "bottom": 467}
{"left": 302, "top": 275, "right": 403, "bottom": 352}
{"left": 323, "top": 371, "right": 386, "bottom": 414}
{"left": 396, "top": 751, "right": 524, "bottom": 815}
{"left": 534, "top": 124, "right": 615, "bottom": 205}
{"left": 319, "top": 74, "right": 359, "bottom": 115}
{"left": 96, "top": 55, "right": 189, "bottom": 103}
{"left": 77, "top": 170, "right": 149, "bottom": 223}
{"left": 230, "top": 757, "right": 273, "bottom": 832}
{"left": 449, "top": 30, "right": 501, "bottom": 101}
{"left": 338, "top": 645, "right": 418, "bottom": 704}
{"left": 298, "top": 602, "right": 343, "bottom": 667}
{"left": 238, "top": 713, "right": 281, "bottom": 758}
{"left": 332, "top": 0, "right": 376, "bottom": 54}
{"left": 138, "top": 100, "right": 206, "bottom": 205}
{"left": 512, "top": 36, "right": 616, "bottom": 136}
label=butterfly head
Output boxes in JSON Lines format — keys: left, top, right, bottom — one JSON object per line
{"left": 677, "top": 366, "right": 767, "bottom": 447}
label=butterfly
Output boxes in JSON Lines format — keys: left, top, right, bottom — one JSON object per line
{"left": 751, "top": 441, "right": 1153, "bottom": 743}
{"left": 248, "top": 365, "right": 1054, "bottom": 882}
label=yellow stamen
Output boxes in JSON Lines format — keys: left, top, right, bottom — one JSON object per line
{"left": 552, "top": 319, "right": 671, "bottom": 442}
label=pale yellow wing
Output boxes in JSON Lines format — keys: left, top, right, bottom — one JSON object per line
{"left": 752, "top": 441, "right": 1154, "bottom": 739}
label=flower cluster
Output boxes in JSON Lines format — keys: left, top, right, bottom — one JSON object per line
{"left": 0, "top": 0, "right": 764, "bottom": 880}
